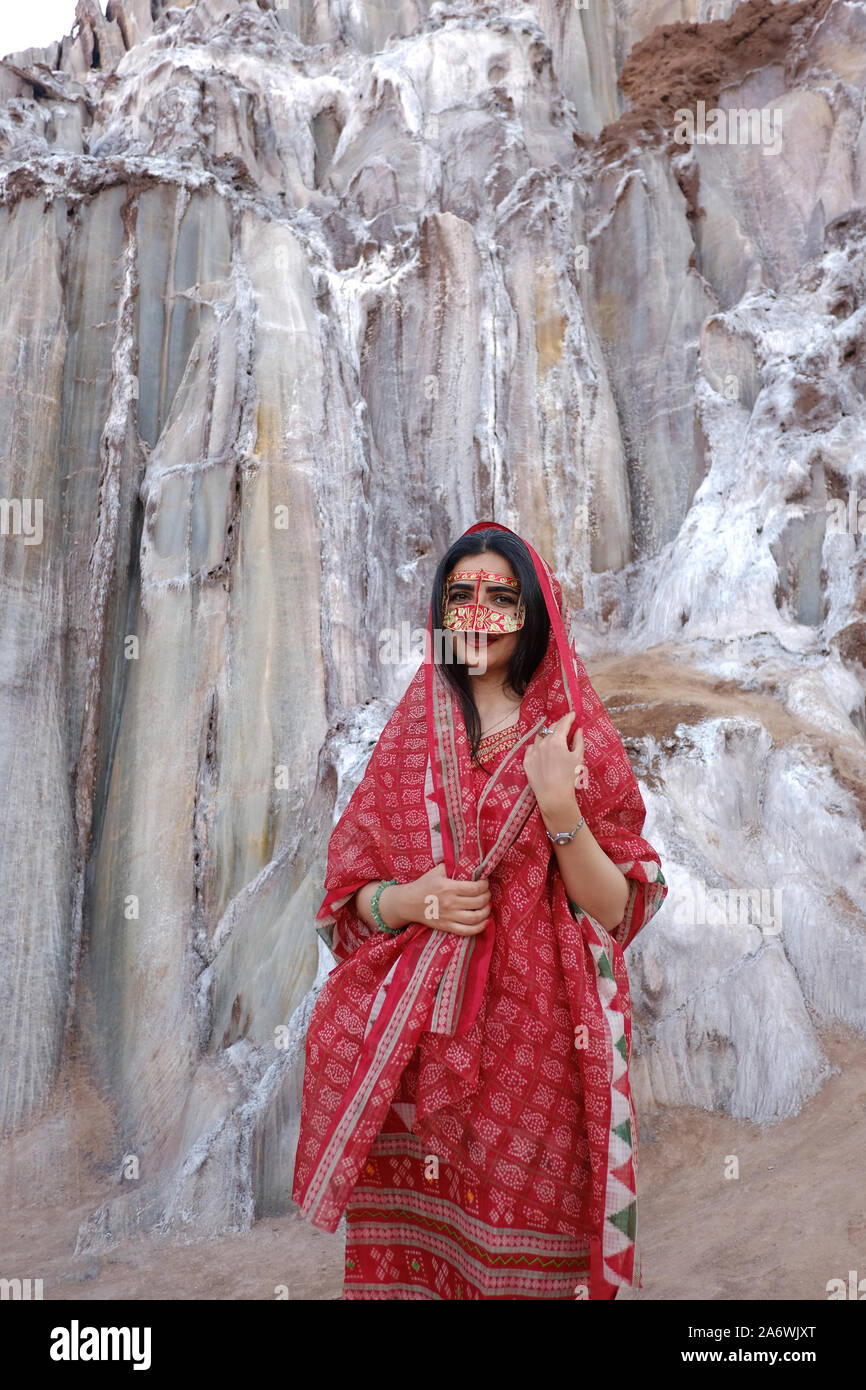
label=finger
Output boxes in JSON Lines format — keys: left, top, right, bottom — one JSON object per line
{"left": 451, "top": 899, "right": 489, "bottom": 914}
{"left": 553, "top": 712, "right": 576, "bottom": 741}
{"left": 448, "top": 893, "right": 489, "bottom": 910}
{"left": 454, "top": 896, "right": 490, "bottom": 913}
{"left": 451, "top": 894, "right": 490, "bottom": 912}
{"left": 436, "top": 917, "right": 485, "bottom": 936}
{"left": 454, "top": 916, "right": 490, "bottom": 934}
{"left": 567, "top": 720, "right": 583, "bottom": 751}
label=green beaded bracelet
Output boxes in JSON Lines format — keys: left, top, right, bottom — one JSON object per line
{"left": 370, "top": 878, "right": 401, "bottom": 933}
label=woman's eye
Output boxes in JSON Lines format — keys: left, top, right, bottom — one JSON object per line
{"left": 448, "top": 591, "right": 515, "bottom": 603}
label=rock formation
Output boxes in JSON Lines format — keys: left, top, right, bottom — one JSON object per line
{"left": 0, "top": 0, "right": 863, "bottom": 1253}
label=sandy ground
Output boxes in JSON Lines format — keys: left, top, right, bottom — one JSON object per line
{"left": 621, "top": 1025, "right": 866, "bottom": 1301}
{"left": 2, "top": 1024, "right": 862, "bottom": 1301}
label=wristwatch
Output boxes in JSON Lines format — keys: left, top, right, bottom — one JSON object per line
{"left": 545, "top": 813, "right": 585, "bottom": 845}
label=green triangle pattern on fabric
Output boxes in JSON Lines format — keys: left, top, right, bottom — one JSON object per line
{"left": 609, "top": 1201, "right": 636, "bottom": 1240}
{"left": 614, "top": 1034, "right": 628, "bottom": 1062}
{"left": 597, "top": 950, "right": 614, "bottom": 980}
{"left": 613, "top": 1117, "right": 632, "bottom": 1146}
{"left": 657, "top": 870, "right": 666, "bottom": 885}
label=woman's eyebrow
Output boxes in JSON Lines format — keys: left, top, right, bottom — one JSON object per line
{"left": 447, "top": 580, "right": 519, "bottom": 592}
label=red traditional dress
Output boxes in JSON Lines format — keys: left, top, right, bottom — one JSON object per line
{"left": 292, "top": 522, "right": 668, "bottom": 1300}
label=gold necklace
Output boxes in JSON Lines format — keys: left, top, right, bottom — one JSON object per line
{"left": 479, "top": 704, "right": 521, "bottom": 739}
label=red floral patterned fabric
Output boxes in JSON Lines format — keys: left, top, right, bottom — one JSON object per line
{"left": 292, "top": 521, "right": 668, "bottom": 1299}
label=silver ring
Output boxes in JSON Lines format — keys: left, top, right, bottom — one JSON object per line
{"left": 537, "top": 723, "right": 553, "bottom": 737}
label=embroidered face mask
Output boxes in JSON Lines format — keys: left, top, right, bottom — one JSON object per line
{"left": 441, "top": 567, "right": 526, "bottom": 634}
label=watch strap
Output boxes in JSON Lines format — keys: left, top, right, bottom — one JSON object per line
{"left": 545, "top": 813, "right": 585, "bottom": 844}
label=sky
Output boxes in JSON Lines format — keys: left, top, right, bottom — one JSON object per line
{"left": 0, "top": 2, "right": 104, "bottom": 61}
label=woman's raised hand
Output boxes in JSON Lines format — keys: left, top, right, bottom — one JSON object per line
{"left": 404, "top": 862, "right": 490, "bottom": 936}
{"left": 523, "top": 711, "right": 585, "bottom": 815}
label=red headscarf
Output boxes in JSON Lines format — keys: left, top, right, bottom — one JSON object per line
{"left": 292, "top": 521, "right": 667, "bottom": 1298}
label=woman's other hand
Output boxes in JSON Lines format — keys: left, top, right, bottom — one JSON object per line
{"left": 391, "top": 863, "right": 490, "bottom": 936}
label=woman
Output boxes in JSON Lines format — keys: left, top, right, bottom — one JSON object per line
{"left": 292, "top": 520, "right": 668, "bottom": 1300}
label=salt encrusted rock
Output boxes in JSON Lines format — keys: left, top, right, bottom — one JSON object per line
{"left": 0, "top": 0, "right": 862, "bottom": 1243}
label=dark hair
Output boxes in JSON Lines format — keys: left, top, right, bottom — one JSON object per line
{"left": 431, "top": 528, "right": 550, "bottom": 763}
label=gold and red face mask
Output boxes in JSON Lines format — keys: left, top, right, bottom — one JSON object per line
{"left": 441, "top": 567, "right": 526, "bottom": 634}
